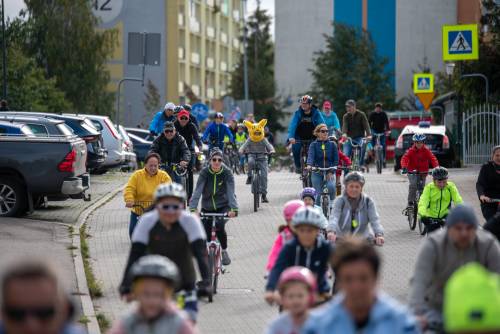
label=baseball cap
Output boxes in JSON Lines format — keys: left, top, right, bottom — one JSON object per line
{"left": 177, "top": 109, "right": 190, "bottom": 120}
{"left": 163, "top": 121, "right": 175, "bottom": 130}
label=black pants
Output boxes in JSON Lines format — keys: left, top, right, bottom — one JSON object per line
{"left": 482, "top": 202, "right": 500, "bottom": 241}
{"left": 421, "top": 216, "right": 446, "bottom": 234}
{"left": 481, "top": 202, "right": 498, "bottom": 221}
{"left": 201, "top": 208, "right": 228, "bottom": 250}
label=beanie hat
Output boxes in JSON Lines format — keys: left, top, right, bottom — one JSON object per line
{"left": 446, "top": 204, "right": 478, "bottom": 228}
{"left": 209, "top": 148, "right": 223, "bottom": 160}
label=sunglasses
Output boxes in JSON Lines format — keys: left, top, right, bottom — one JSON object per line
{"left": 158, "top": 204, "right": 181, "bottom": 212}
{"left": 3, "top": 306, "right": 56, "bottom": 322}
{"left": 179, "top": 117, "right": 189, "bottom": 121}
{"left": 212, "top": 158, "right": 223, "bottom": 162}
{"left": 164, "top": 129, "right": 174, "bottom": 134}
{"left": 319, "top": 129, "right": 328, "bottom": 133}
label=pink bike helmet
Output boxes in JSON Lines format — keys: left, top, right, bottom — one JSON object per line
{"left": 283, "top": 200, "right": 305, "bottom": 221}
{"left": 278, "top": 266, "right": 317, "bottom": 305}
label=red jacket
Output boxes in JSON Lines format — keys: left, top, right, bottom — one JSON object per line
{"left": 401, "top": 144, "right": 439, "bottom": 172}
{"left": 337, "top": 151, "right": 352, "bottom": 177}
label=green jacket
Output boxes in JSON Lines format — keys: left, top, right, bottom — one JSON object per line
{"left": 418, "top": 181, "right": 463, "bottom": 218}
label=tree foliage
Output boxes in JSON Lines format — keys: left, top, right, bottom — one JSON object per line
{"left": 229, "top": 5, "right": 284, "bottom": 131}
{"left": 143, "top": 79, "right": 161, "bottom": 115}
{"left": 310, "top": 23, "right": 398, "bottom": 116}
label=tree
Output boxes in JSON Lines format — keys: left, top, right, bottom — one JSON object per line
{"left": 143, "top": 80, "right": 161, "bottom": 115}
{"left": 310, "top": 23, "right": 398, "bottom": 117}
{"left": 13, "top": 0, "right": 117, "bottom": 115}
{"left": 229, "top": 5, "right": 284, "bottom": 131}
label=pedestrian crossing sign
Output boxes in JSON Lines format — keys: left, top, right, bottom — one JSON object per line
{"left": 442, "top": 24, "right": 479, "bottom": 61}
{"left": 413, "top": 73, "right": 434, "bottom": 94}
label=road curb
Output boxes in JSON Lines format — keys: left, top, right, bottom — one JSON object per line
{"left": 73, "top": 186, "right": 124, "bottom": 334}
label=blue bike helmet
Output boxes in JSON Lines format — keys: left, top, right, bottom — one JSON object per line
{"left": 300, "top": 187, "right": 317, "bottom": 200}
{"left": 413, "top": 133, "right": 426, "bottom": 142}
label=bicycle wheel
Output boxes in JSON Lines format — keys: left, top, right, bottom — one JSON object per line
{"left": 321, "top": 194, "right": 329, "bottom": 219}
{"left": 407, "top": 207, "right": 416, "bottom": 230}
{"left": 207, "top": 248, "right": 216, "bottom": 302}
{"left": 417, "top": 213, "right": 425, "bottom": 235}
{"left": 376, "top": 148, "right": 383, "bottom": 174}
{"left": 252, "top": 171, "right": 259, "bottom": 212}
{"left": 213, "top": 250, "right": 220, "bottom": 294}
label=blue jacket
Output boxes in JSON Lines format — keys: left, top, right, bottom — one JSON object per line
{"left": 201, "top": 122, "right": 234, "bottom": 144}
{"left": 307, "top": 139, "right": 339, "bottom": 168}
{"left": 321, "top": 111, "right": 341, "bottom": 132}
{"left": 288, "top": 107, "right": 325, "bottom": 139}
{"left": 266, "top": 236, "right": 333, "bottom": 293}
{"left": 149, "top": 111, "right": 176, "bottom": 135}
{"left": 302, "top": 293, "right": 420, "bottom": 334}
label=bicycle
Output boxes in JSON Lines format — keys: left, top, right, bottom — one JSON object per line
{"left": 335, "top": 166, "right": 351, "bottom": 196}
{"left": 199, "top": 212, "right": 230, "bottom": 303}
{"left": 161, "top": 163, "right": 188, "bottom": 204}
{"left": 310, "top": 167, "right": 337, "bottom": 219}
{"left": 224, "top": 142, "right": 240, "bottom": 175}
{"left": 246, "top": 152, "right": 269, "bottom": 212}
{"left": 402, "top": 170, "right": 430, "bottom": 234}
{"left": 343, "top": 137, "right": 367, "bottom": 172}
{"left": 372, "top": 133, "right": 385, "bottom": 174}
{"left": 296, "top": 140, "right": 312, "bottom": 188}
{"left": 421, "top": 217, "right": 446, "bottom": 236}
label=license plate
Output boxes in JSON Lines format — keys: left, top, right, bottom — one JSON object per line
{"left": 82, "top": 173, "right": 90, "bottom": 188}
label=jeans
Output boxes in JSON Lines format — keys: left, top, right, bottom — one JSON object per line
{"left": 408, "top": 174, "right": 427, "bottom": 204}
{"left": 371, "top": 132, "right": 387, "bottom": 161}
{"left": 201, "top": 208, "right": 228, "bottom": 250}
{"left": 248, "top": 154, "right": 268, "bottom": 195}
{"left": 129, "top": 212, "right": 139, "bottom": 238}
{"left": 311, "top": 171, "right": 336, "bottom": 205}
{"left": 343, "top": 137, "right": 365, "bottom": 166}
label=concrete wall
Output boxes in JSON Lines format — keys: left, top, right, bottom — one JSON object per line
{"left": 395, "top": 0, "right": 457, "bottom": 101}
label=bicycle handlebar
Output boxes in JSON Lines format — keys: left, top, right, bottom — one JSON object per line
{"left": 199, "top": 212, "right": 230, "bottom": 218}
{"left": 343, "top": 137, "right": 369, "bottom": 147}
{"left": 311, "top": 167, "right": 337, "bottom": 172}
{"left": 160, "top": 163, "right": 188, "bottom": 176}
{"left": 401, "top": 170, "right": 431, "bottom": 175}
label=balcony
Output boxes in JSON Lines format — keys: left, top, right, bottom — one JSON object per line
{"left": 191, "top": 52, "right": 200, "bottom": 65}
{"left": 207, "top": 87, "right": 215, "bottom": 99}
{"left": 220, "top": 61, "right": 227, "bottom": 72}
{"left": 189, "top": 19, "right": 200, "bottom": 33}
{"left": 178, "top": 13, "right": 184, "bottom": 27}
{"left": 207, "top": 57, "right": 215, "bottom": 69}
{"left": 232, "top": 9, "right": 240, "bottom": 21}
{"left": 178, "top": 82, "right": 184, "bottom": 94}
{"left": 207, "top": 26, "right": 215, "bottom": 39}
{"left": 206, "top": 0, "right": 214, "bottom": 7}
{"left": 192, "top": 85, "right": 200, "bottom": 96}
{"left": 220, "top": 32, "right": 228, "bottom": 44}
{"left": 232, "top": 38, "right": 239, "bottom": 48}
{"left": 178, "top": 47, "right": 185, "bottom": 60}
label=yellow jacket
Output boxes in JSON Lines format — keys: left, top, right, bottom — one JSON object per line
{"left": 124, "top": 168, "right": 172, "bottom": 214}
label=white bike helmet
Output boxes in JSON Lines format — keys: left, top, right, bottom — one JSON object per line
{"left": 292, "top": 206, "right": 325, "bottom": 229}
{"left": 154, "top": 183, "right": 187, "bottom": 202}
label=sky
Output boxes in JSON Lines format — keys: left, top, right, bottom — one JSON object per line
{"left": 4, "top": 0, "right": 26, "bottom": 19}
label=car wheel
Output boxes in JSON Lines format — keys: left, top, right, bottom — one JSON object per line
{"left": 0, "top": 177, "right": 27, "bottom": 217}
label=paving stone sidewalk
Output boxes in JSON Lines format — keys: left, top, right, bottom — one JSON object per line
{"left": 87, "top": 167, "right": 482, "bottom": 333}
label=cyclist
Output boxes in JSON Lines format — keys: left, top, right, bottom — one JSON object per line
{"left": 288, "top": 95, "right": 326, "bottom": 173}
{"left": 119, "top": 183, "right": 210, "bottom": 322}
{"left": 265, "top": 200, "right": 305, "bottom": 275}
{"left": 368, "top": 102, "right": 390, "bottom": 167}
{"left": 234, "top": 123, "right": 248, "bottom": 172}
{"left": 418, "top": 167, "right": 463, "bottom": 234}
{"left": 320, "top": 100, "right": 340, "bottom": 136}
{"left": 109, "top": 256, "right": 194, "bottom": 334}
{"left": 401, "top": 133, "right": 439, "bottom": 208}
{"left": 265, "top": 207, "right": 333, "bottom": 305}
{"left": 300, "top": 187, "right": 328, "bottom": 227}
{"left": 201, "top": 112, "right": 234, "bottom": 152}
{"left": 341, "top": 100, "right": 371, "bottom": 167}
{"left": 228, "top": 119, "right": 238, "bottom": 138}
{"left": 326, "top": 172, "right": 384, "bottom": 245}
{"left": 306, "top": 124, "right": 339, "bottom": 206}
{"left": 149, "top": 121, "right": 191, "bottom": 184}
{"left": 181, "top": 104, "right": 199, "bottom": 129}
{"left": 149, "top": 102, "right": 176, "bottom": 137}
{"left": 409, "top": 204, "right": 500, "bottom": 331}
{"left": 265, "top": 267, "right": 317, "bottom": 334}
{"left": 303, "top": 237, "right": 419, "bottom": 334}
{"left": 189, "top": 149, "right": 238, "bottom": 266}
{"left": 174, "top": 109, "right": 203, "bottom": 200}
{"left": 124, "top": 153, "right": 172, "bottom": 237}
{"left": 477, "top": 145, "right": 500, "bottom": 240}
{"left": 239, "top": 119, "right": 275, "bottom": 203}
{"left": 444, "top": 263, "right": 500, "bottom": 334}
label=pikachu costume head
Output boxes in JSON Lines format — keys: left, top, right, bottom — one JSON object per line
{"left": 244, "top": 119, "right": 267, "bottom": 143}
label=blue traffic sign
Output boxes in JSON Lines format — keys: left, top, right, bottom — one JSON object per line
{"left": 442, "top": 24, "right": 479, "bottom": 61}
{"left": 191, "top": 103, "right": 209, "bottom": 122}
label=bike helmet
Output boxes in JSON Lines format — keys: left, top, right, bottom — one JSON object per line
{"left": 215, "top": 112, "right": 224, "bottom": 119}
{"left": 300, "top": 187, "right": 317, "bottom": 200}
{"left": 343, "top": 171, "right": 366, "bottom": 186}
{"left": 278, "top": 266, "right": 317, "bottom": 305}
{"left": 283, "top": 200, "right": 305, "bottom": 222}
{"left": 174, "top": 105, "right": 183, "bottom": 114}
{"left": 154, "top": 183, "right": 187, "bottom": 202}
{"left": 432, "top": 166, "right": 448, "bottom": 180}
{"left": 299, "top": 95, "right": 313, "bottom": 104}
{"left": 444, "top": 263, "right": 500, "bottom": 333}
{"left": 130, "top": 255, "right": 180, "bottom": 287}
{"left": 164, "top": 102, "right": 176, "bottom": 111}
{"left": 412, "top": 133, "right": 426, "bottom": 142}
{"left": 291, "top": 206, "right": 325, "bottom": 229}
{"left": 182, "top": 104, "right": 192, "bottom": 112}
{"left": 237, "top": 123, "right": 245, "bottom": 129}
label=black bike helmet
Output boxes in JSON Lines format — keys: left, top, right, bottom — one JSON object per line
{"left": 130, "top": 255, "right": 180, "bottom": 287}
{"left": 182, "top": 104, "right": 192, "bottom": 112}
{"left": 343, "top": 171, "right": 366, "bottom": 186}
{"left": 432, "top": 167, "right": 449, "bottom": 180}
{"left": 174, "top": 105, "right": 183, "bottom": 114}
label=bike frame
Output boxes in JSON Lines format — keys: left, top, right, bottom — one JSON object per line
{"left": 298, "top": 140, "right": 312, "bottom": 186}
{"left": 344, "top": 137, "right": 366, "bottom": 172}
{"left": 311, "top": 167, "right": 337, "bottom": 218}
{"left": 373, "top": 133, "right": 384, "bottom": 173}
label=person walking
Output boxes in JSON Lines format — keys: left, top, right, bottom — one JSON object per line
{"left": 341, "top": 100, "right": 371, "bottom": 167}
{"left": 368, "top": 102, "right": 390, "bottom": 167}
{"left": 477, "top": 145, "right": 500, "bottom": 241}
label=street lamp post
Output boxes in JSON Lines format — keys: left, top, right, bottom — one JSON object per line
{"left": 1, "top": 0, "right": 7, "bottom": 100}
{"left": 116, "top": 78, "right": 143, "bottom": 126}
{"left": 242, "top": 0, "right": 249, "bottom": 115}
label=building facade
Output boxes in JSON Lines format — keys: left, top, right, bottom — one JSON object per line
{"left": 94, "top": 0, "right": 243, "bottom": 127}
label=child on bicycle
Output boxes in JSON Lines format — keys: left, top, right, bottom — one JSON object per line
{"left": 239, "top": 118, "right": 275, "bottom": 203}
{"left": 306, "top": 124, "right": 339, "bottom": 206}
{"left": 265, "top": 267, "right": 317, "bottom": 334}
{"left": 265, "top": 206, "right": 334, "bottom": 305}
{"left": 300, "top": 187, "right": 328, "bottom": 228}
{"left": 109, "top": 255, "right": 194, "bottom": 334}
{"left": 265, "top": 200, "right": 305, "bottom": 275}
{"left": 401, "top": 133, "right": 439, "bottom": 207}
{"left": 418, "top": 167, "right": 463, "bottom": 234}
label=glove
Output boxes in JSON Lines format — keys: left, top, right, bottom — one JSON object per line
{"left": 402, "top": 168, "right": 408, "bottom": 174}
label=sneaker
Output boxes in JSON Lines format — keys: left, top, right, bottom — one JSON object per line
{"left": 262, "top": 194, "right": 269, "bottom": 203}
{"left": 296, "top": 168, "right": 302, "bottom": 175}
{"left": 246, "top": 176, "right": 252, "bottom": 185}
{"left": 383, "top": 162, "right": 387, "bottom": 168}
{"left": 221, "top": 250, "right": 231, "bottom": 265}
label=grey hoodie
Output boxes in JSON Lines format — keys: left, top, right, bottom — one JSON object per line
{"left": 327, "top": 193, "right": 383, "bottom": 238}
{"left": 189, "top": 165, "right": 238, "bottom": 211}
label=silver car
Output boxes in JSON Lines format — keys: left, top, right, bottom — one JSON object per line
{"left": 117, "top": 125, "right": 138, "bottom": 171}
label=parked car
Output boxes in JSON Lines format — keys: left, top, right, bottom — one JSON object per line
{"left": 0, "top": 135, "right": 90, "bottom": 217}
{"left": 394, "top": 121, "right": 453, "bottom": 170}
{"left": 1, "top": 112, "right": 106, "bottom": 171}
{"left": 0, "top": 121, "right": 35, "bottom": 136}
{"left": 125, "top": 127, "right": 154, "bottom": 141}
{"left": 67, "top": 114, "right": 125, "bottom": 174}
{"left": 128, "top": 132, "right": 152, "bottom": 163}
{"left": 117, "top": 125, "right": 137, "bottom": 171}
{"left": 0, "top": 115, "right": 75, "bottom": 137}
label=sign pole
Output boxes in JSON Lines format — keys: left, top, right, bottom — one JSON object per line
{"left": 1, "top": 0, "right": 7, "bottom": 100}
